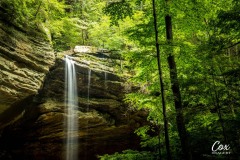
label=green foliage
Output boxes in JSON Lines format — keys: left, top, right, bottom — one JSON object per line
{"left": 104, "top": 0, "right": 240, "bottom": 159}
{"left": 98, "top": 150, "right": 156, "bottom": 160}
{"left": 50, "top": 17, "right": 83, "bottom": 51}
{"left": 0, "top": 0, "right": 65, "bottom": 28}
{"left": 135, "top": 126, "right": 159, "bottom": 149}
{"left": 0, "top": 0, "right": 123, "bottom": 51}
{"left": 88, "top": 16, "right": 125, "bottom": 50}
{"left": 216, "top": 0, "right": 240, "bottom": 35}
{"left": 103, "top": 0, "right": 133, "bottom": 26}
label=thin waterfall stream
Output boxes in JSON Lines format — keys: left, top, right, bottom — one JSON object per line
{"left": 101, "top": 52, "right": 108, "bottom": 88}
{"left": 104, "top": 72, "right": 107, "bottom": 88}
{"left": 65, "top": 55, "right": 79, "bottom": 160}
{"left": 87, "top": 69, "right": 91, "bottom": 111}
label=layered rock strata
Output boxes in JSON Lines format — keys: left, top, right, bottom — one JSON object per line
{"left": 0, "top": 52, "right": 147, "bottom": 160}
{"left": 0, "top": 19, "right": 55, "bottom": 127}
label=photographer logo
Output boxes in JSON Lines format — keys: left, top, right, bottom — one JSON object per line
{"left": 212, "top": 141, "right": 231, "bottom": 154}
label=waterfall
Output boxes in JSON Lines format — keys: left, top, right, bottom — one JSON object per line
{"left": 65, "top": 55, "right": 78, "bottom": 160}
{"left": 87, "top": 69, "right": 91, "bottom": 110}
{"left": 104, "top": 72, "right": 107, "bottom": 88}
{"left": 100, "top": 52, "right": 108, "bottom": 88}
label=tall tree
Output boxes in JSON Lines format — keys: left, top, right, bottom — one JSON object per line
{"left": 101, "top": 0, "right": 240, "bottom": 159}
{"left": 164, "top": 0, "right": 192, "bottom": 159}
{"left": 152, "top": 0, "right": 171, "bottom": 159}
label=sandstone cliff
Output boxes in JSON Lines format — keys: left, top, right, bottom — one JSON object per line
{"left": 0, "top": 18, "right": 55, "bottom": 128}
{"left": 0, "top": 47, "right": 147, "bottom": 159}
{"left": 0, "top": 9, "right": 148, "bottom": 158}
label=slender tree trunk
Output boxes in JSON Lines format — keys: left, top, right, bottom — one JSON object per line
{"left": 164, "top": 1, "right": 192, "bottom": 160}
{"left": 157, "top": 120, "right": 162, "bottom": 160}
{"left": 152, "top": 0, "right": 172, "bottom": 159}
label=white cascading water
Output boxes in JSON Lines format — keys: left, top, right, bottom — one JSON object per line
{"left": 87, "top": 69, "right": 91, "bottom": 110}
{"left": 101, "top": 53, "right": 107, "bottom": 88}
{"left": 65, "top": 55, "right": 78, "bottom": 160}
{"left": 104, "top": 72, "right": 107, "bottom": 88}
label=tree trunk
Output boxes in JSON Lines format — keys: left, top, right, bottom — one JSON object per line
{"left": 164, "top": 2, "right": 192, "bottom": 160}
{"left": 152, "top": 0, "right": 172, "bottom": 160}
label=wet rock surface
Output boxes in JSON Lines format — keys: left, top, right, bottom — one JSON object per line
{"left": 0, "top": 51, "right": 148, "bottom": 159}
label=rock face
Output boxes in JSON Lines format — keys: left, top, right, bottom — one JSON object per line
{"left": 0, "top": 18, "right": 55, "bottom": 127}
{"left": 0, "top": 6, "right": 147, "bottom": 159}
{"left": 0, "top": 51, "right": 148, "bottom": 159}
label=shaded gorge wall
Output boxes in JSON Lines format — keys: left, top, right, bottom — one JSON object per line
{"left": 0, "top": 45, "right": 148, "bottom": 159}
